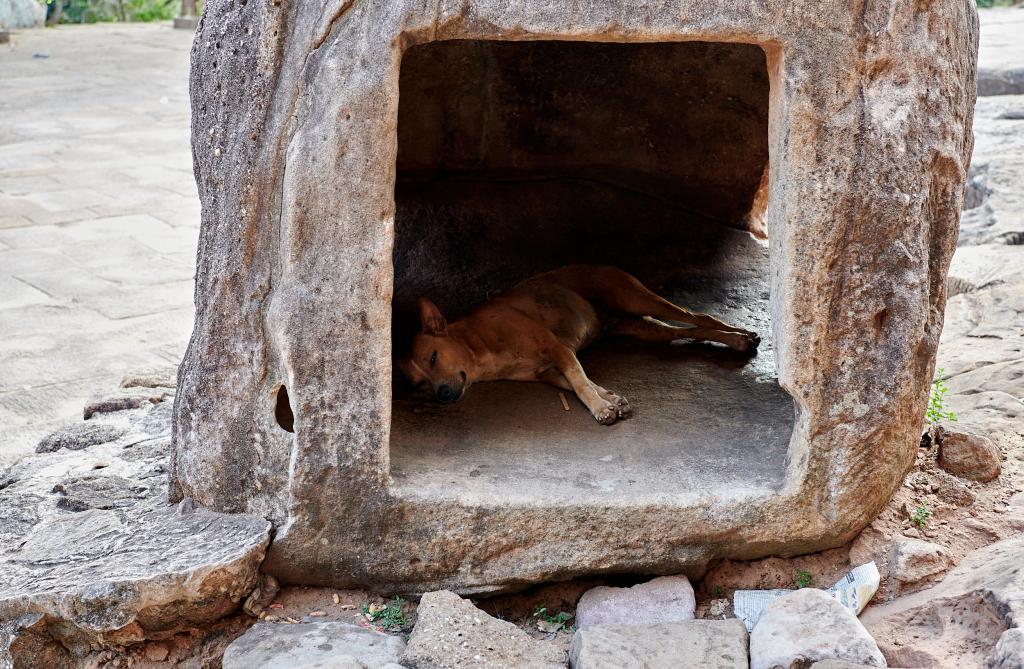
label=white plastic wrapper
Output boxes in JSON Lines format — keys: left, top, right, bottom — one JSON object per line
{"left": 732, "top": 561, "right": 880, "bottom": 632}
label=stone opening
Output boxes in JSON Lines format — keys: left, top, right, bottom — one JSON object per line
{"left": 275, "top": 385, "right": 294, "bottom": 433}
{"left": 389, "top": 39, "right": 794, "bottom": 503}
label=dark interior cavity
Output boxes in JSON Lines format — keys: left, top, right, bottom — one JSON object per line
{"left": 389, "top": 40, "right": 791, "bottom": 503}
{"left": 275, "top": 385, "right": 294, "bottom": 433}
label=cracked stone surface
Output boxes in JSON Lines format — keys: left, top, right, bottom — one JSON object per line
{"left": 0, "top": 375, "right": 271, "bottom": 668}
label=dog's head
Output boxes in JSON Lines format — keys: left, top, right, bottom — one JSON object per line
{"left": 399, "top": 298, "right": 472, "bottom": 403}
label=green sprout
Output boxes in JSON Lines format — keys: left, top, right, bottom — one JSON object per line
{"left": 926, "top": 369, "right": 957, "bottom": 424}
{"left": 533, "top": 605, "right": 573, "bottom": 633}
{"left": 911, "top": 504, "right": 932, "bottom": 529}
{"left": 795, "top": 570, "right": 814, "bottom": 589}
{"left": 361, "top": 596, "right": 408, "bottom": 631}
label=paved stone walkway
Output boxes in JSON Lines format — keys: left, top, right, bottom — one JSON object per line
{"left": 0, "top": 24, "right": 196, "bottom": 469}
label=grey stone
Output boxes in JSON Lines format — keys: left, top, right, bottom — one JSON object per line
{"left": 987, "top": 628, "right": 1024, "bottom": 669}
{"left": 401, "top": 591, "right": 565, "bottom": 669}
{"left": 888, "top": 538, "right": 950, "bottom": 584}
{"left": 575, "top": 576, "right": 695, "bottom": 629}
{"left": 83, "top": 388, "right": 172, "bottom": 419}
{"left": 569, "top": 619, "right": 748, "bottom": 669}
{"left": 750, "top": 589, "right": 885, "bottom": 669}
{"left": 120, "top": 366, "right": 178, "bottom": 390}
{"left": 172, "top": 0, "right": 979, "bottom": 595}
{"left": 52, "top": 475, "right": 145, "bottom": 511}
{"left": 931, "top": 421, "right": 1002, "bottom": 482}
{"left": 0, "top": 0, "right": 44, "bottom": 29}
{"left": 223, "top": 621, "right": 406, "bottom": 669}
{"left": 35, "top": 421, "right": 127, "bottom": 453}
{"left": 978, "top": 68, "right": 1024, "bottom": 97}
{"left": 0, "top": 393, "right": 271, "bottom": 664}
{"left": 862, "top": 537, "right": 1024, "bottom": 667}
{"left": 811, "top": 662, "right": 882, "bottom": 669}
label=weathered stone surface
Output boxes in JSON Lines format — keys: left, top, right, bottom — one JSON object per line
{"left": 750, "top": 589, "right": 886, "bottom": 669}
{"left": 172, "top": 0, "right": 978, "bottom": 592}
{"left": 35, "top": 420, "right": 128, "bottom": 453}
{"left": 569, "top": 619, "right": 748, "bottom": 669}
{"left": 931, "top": 421, "right": 1002, "bottom": 482}
{"left": 862, "top": 537, "right": 1024, "bottom": 669}
{"left": 0, "top": 0, "right": 43, "bottom": 29}
{"left": 888, "top": 538, "right": 950, "bottom": 584}
{"left": 987, "top": 628, "right": 1024, "bottom": 669}
{"left": 83, "top": 387, "right": 173, "bottom": 419}
{"left": 0, "top": 394, "right": 271, "bottom": 666}
{"left": 575, "top": 576, "right": 695, "bottom": 629}
{"left": 120, "top": 365, "right": 178, "bottom": 389}
{"left": 978, "top": 9, "right": 1024, "bottom": 97}
{"left": 810, "top": 662, "right": 881, "bottom": 669}
{"left": 401, "top": 591, "right": 565, "bottom": 668}
{"left": 223, "top": 621, "right": 406, "bottom": 669}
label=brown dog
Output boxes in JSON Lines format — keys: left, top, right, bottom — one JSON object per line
{"left": 399, "top": 265, "right": 759, "bottom": 425}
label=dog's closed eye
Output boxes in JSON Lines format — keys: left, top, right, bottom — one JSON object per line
{"left": 430, "top": 350, "right": 437, "bottom": 367}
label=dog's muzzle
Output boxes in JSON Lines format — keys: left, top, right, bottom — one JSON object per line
{"left": 435, "top": 384, "right": 463, "bottom": 404}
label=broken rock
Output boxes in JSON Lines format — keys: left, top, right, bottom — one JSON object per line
{"left": 570, "top": 619, "right": 748, "bottom": 669}
{"left": 575, "top": 576, "right": 695, "bottom": 629}
{"left": 35, "top": 421, "right": 127, "bottom": 454}
{"left": 749, "top": 589, "right": 886, "bottom": 669}
{"left": 931, "top": 421, "right": 1002, "bottom": 482}
{"left": 888, "top": 538, "right": 950, "bottom": 583}
{"left": 401, "top": 590, "right": 565, "bottom": 669}
{"left": 223, "top": 621, "right": 406, "bottom": 669}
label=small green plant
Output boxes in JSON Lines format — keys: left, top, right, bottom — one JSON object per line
{"left": 926, "top": 368, "right": 957, "bottom": 424}
{"left": 911, "top": 503, "right": 932, "bottom": 529}
{"left": 533, "top": 605, "right": 573, "bottom": 633}
{"left": 712, "top": 585, "right": 725, "bottom": 598}
{"left": 361, "top": 596, "right": 408, "bottom": 631}
{"left": 795, "top": 570, "right": 814, "bottom": 589}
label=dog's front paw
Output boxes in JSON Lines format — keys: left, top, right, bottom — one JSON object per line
{"left": 593, "top": 402, "right": 620, "bottom": 425}
{"left": 607, "top": 392, "right": 633, "bottom": 419}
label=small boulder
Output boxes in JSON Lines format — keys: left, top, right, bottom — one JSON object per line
{"left": 83, "top": 388, "right": 173, "bottom": 419}
{"left": 36, "top": 422, "right": 127, "bottom": 453}
{"left": 931, "top": 422, "right": 1001, "bottom": 482}
{"left": 987, "top": 628, "right": 1024, "bottom": 669}
{"left": 223, "top": 621, "right": 406, "bottom": 669}
{"left": 570, "top": 619, "right": 748, "bottom": 669}
{"left": 888, "top": 538, "right": 949, "bottom": 583}
{"left": 575, "top": 576, "right": 695, "bottom": 629}
{"left": 750, "top": 588, "right": 886, "bottom": 669}
{"left": 120, "top": 366, "right": 178, "bottom": 389}
{"left": 401, "top": 590, "right": 565, "bottom": 669}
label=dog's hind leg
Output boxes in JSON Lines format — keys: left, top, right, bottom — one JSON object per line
{"left": 588, "top": 268, "right": 760, "bottom": 352}
{"left": 609, "top": 316, "right": 754, "bottom": 352}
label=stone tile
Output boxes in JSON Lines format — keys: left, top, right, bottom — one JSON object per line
{"left": 0, "top": 275, "right": 54, "bottom": 310}
{"left": 16, "top": 269, "right": 193, "bottom": 320}
{"left": 57, "top": 213, "right": 174, "bottom": 243}
{"left": 0, "top": 224, "right": 79, "bottom": 250}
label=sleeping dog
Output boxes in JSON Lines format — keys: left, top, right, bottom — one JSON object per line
{"left": 399, "top": 265, "right": 759, "bottom": 425}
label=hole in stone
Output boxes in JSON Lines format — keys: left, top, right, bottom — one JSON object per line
{"left": 275, "top": 385, "right": 294, "bottom": 433}
{"left": 873, "top": 308, "right": 890, "bottom": 333}
{"left": 389, "top": 39, "right": 794, "bottom": 504}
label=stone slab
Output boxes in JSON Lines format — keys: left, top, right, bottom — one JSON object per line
{"left": 569, "top": 619, "right": 748, "bottom": 669}
{"left": 223, "top": 621, "right": 406, "bottom": 669}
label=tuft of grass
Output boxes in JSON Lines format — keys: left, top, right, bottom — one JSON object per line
{"left": 795, "top": 570, "right": 814, "bottom": 589}
{"left": 712, "top": 585, "right": 725, "bottom": 598}
{"left": 361, "top": 596, "right": 408, "bottom": 631}
{"left": 911, "top": 503, "right": 932, "bottom": 529}
{"left": 926, "top": 368, "right": 957, "bottom": 424}
{"left": 533, "top": 605, "right": 573, "bottom": 633}
{"left": 976, "top": 0, "right": 1016, "bottom": 7}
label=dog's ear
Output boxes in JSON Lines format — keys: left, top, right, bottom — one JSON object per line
{"left": 418, "top": 297, "right": 447, "bottom": 336}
